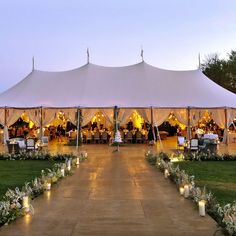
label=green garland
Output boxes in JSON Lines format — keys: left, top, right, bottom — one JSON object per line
{"left": 145, "top": 151, "right": 236, "bottom": 236}
{"left": 0, "top": 152, "right": 76, "bottom": 161}
{"left": 0, "top": 151, "right": 88, "bottom": 226}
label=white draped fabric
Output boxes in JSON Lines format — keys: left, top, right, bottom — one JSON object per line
{"left": 210, "top": 109, "right": 229, "bottom": 143}
{"left": 81, "top": 109, "right": 99, "bottom": 126}
{"left": 189, "top": 108, "right": 236, "bottom": 129}
{"left": 101, "top": 109, "right": 114, "bottom": 125}
{"left": 117, "top": 109, "right": 133, "bottom": 126}
{"left": 173, "top": 108, "right": 191, "bottom": 139}
{"left": 227, "top": 108, "right": 236, "bottom": 127}
{"left": 62, "top": 108, "right": 77, "bottom": 125}
{"left": 190, "top": 109, "right": 205, "bottom": 126}
{"left": 137, "top": 108, "right": 151, "bottom": 123}
{"left": 3, "top": 108, "right": 23, "bottom": 143}
{"left": 25, "top": 108, "right": 41, "bottom": 127}
{"left": 42, "top": 108, "right": 60, "bottom": 127}
{"left": 4, "top": 126, "right": 9, "bottom": 143}
{"left": 173, "top": 109, "right": 188, "bottom": 126}
{"left": 6, "top": 108, "right": 23, "bottom": 127}
{"left": 153, "top": 109, "right": 171, "bottom": 126}
{"left": 210, "top": 109, "right": 225, "bottom": 129}
{"left": 0, "top": 108, "right": 4, "bottom": 126}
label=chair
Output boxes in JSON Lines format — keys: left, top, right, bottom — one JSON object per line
{"left": 94, "top": 131, "right": 100, "bottom": 143}
{"left": 177, "top": 136, "right": 186, "bottom": 150}
{"left": 136, "top": 131, "right": 142, "bottom": 143}
{"left": 41, "top": 136, "right": 49, "bottom": 147}
{"left": 200, "top": 138, "right": 217, "bottom": 154}
{"left": 198, "top": 138, "right": 206, "bottom": 151}
{"left": 26, "top": 138, "right": 36, "bottom": 151}
{"left": 86, "top": 132, "right": 92, "bottom": 143}
{"left": 126, "top": 131, "right": 133, "bottom": 143}
{"left": 190, "top": 139, "right": 199, "bottom": 151}
{"left": 101, "top": 131, "right": 108, "bottom": 143}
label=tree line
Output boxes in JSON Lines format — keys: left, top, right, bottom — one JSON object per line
{"left": 201, "top": 50, "right": 236, "bottom": 94}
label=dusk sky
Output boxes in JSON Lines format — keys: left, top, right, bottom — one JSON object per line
{"left": 0, "top": 0, "right": 236, "bottom": 93}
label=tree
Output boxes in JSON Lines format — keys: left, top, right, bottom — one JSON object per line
{"left": 227, "top": 50, "right": 236, "bottom": 92}
{"left": 201, "top": 51, "right": 236, "bottom": 94}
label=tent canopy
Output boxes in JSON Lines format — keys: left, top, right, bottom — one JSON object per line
{"left": 0, "top": 61, "right": 236, "bottom": 108}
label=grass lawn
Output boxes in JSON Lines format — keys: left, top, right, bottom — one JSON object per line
{"left": 0, "top": 160, "right": 56, "bottom": 199}
{"left": 176, "top": 161, "right": 236, "bottom": 205}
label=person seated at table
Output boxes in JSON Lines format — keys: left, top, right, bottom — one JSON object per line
{"left": 56, "top": 125, "right": 63, "bottom": 142}
{"left": 23, "top": 126, "right": 29, "bottom": 138}
{"left": 44, "top": 128, "right": 50, "bottom": 137}
{"left": 16, "top": 127, "right": 23, "bottom": 137}
{"left": 28, "top": 128, "right": 36, "bottom": 138}
{"left": 49, "top": 128, "right": 55, "bottom": 140}
{"left": 68, "top": 128, "right": 77, "bottom": 142}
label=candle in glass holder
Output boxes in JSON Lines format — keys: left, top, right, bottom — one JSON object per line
{"left": 46, "top": 182, "right": 51, "bottom": 191}
{"left": 184, "top": 184, "right": 190, "bottom": 198}
{"left": 164, "top": 169, "right": 169, "bottom": 178}
{"left": 23, "top": 196, "right": 30, "bottom": 213}
{"left": 179, "top": 187, "right": 184, "bottom": 196}
{"left": 198, "top": 200, "right": 206, "bottom": 216}
{"left": 67, "top": 160, "right": 71, "bottom": 171}
{"left": 76, "top": 157, "right": 80, "bottom": 165}
{"left": 61, "top": 168, "right": 65, "bottom": 177}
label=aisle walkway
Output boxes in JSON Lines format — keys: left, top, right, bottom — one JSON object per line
{"left": 0, "top": 145, "right": 220, "bottom": 236}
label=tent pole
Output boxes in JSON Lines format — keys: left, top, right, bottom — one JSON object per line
{"left": 114, "top": 106, "right": 118, "bottom": 133}
{"left": 76, "top": 108, "right": 80, "bottom": 148}
{"left": 187, "top": 107, "right": 191, "bottom": 141}
{"left": 4, "top": 107, "right": 7, "bottom": 144}
{"left": 40, "top": 107, "right": 43, "bottom": 140}
{"left": 224, "top": 107, "right": 228, "bottom": 145}
{"left": 150, "top": 106, "right": 154, "bottom": 138}
{"left": 151, "top": 107, "right": 163, "bottom": 150}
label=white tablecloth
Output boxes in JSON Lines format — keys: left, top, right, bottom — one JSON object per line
{"left": 203, "top": 134, "right": 218, "bottom": 140}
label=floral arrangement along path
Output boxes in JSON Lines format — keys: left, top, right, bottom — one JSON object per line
{"left": 0, "top": 145, "right": 221, "bottom": 236}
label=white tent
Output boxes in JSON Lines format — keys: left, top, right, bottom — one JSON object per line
{"left": 0, "top": 61, "right": 236, "bottom": 108}
{"left": 0, "top": 61, "right": 236, "bottom": 144}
